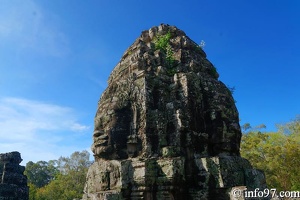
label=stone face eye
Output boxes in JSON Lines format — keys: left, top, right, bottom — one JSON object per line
{"left": 93, "top": 130, "right": 104, "bottom": 137}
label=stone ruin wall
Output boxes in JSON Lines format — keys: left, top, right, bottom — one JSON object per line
{"left": 0, "top": 151, "right": 28, "bottom": 200}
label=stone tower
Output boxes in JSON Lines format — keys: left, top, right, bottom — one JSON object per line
{"left": 0, "top": 151, "right": 29, "bottom": 200}
{"left": 83, "top": 24, "right": 267, "bottom": 200}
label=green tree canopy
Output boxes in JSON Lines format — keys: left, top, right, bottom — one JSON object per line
{"left": 25, "top": 160, "right": 58, "bottom": 188}
{"left": 241, "top": 117, "right": 300, "bottom": 191}
{"left": 27, "top": 150, "right": 92, "bottom": 200}
{"left": 56, "top": 150, "right": 92, "bottom": 174}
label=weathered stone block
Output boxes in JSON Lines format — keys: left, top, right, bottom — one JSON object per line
{"left": 244, "top": 169, "right": 268, "bottom": 189}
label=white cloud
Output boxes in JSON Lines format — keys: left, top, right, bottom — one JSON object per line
{"left": 0, "top": 0, "right": 69, "bottom": 57}
{"left": 0, "top": 97, "right": 91, "bottom": 164}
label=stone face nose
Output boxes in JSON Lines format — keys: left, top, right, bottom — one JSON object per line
{"left": 83, "top": 24, "right": 268, "bottom": 200}
{"left": 0, "top": 151, "right": 29, "bottom": 200}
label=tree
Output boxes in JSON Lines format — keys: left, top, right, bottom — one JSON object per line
{"left": 56, "top": 150, "right": 92, "bottom": 174}
{"left": 35, "top": 179, "right": 63, "bottom": 200}
{"left": 28, "top": 183, "right": 38, "bottom": 200}
{"left": 27, "top": 150, "right": 92, "bottom": 200}
{"left": 241, "top": 118, "right": 300, "bottom": 191}
{"left": 25, "top": 160, "right": 58, "bottom": 188}
{"left": 241, "top": 123, "right": 251, "bottom": 132}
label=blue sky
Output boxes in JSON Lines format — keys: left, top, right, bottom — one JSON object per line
{"left": 1, "top": 0, "right": 299, "bottom": 164}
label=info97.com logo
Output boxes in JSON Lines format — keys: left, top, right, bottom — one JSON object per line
{"left": 230, "top": 186, "right": 300, "bottom": 199}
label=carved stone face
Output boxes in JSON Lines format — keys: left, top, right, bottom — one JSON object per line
{"left": 91, "top": 24, "right": 242, "bottom": 161}
{"left": 91, "top": 130, "right": 112, "bottom": 158}
{"left": 92, "top": 105, "right": 134, "bottom": 160}
{"left": 84, "top": 25, "right": 267, "bottom": 200}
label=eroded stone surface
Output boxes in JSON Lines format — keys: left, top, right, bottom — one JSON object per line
{"left": 83, "top": 24, "right": 268, "bottom": 200}
{"left": 0, "top": 152, "right": 29, "bottom": 200}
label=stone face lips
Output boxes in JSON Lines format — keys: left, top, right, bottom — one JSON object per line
{"left": 83, "top": 24, "right": 268, "bottom": 200}
{"left": 0, "top": 151, "right": 29, "bottom": 200}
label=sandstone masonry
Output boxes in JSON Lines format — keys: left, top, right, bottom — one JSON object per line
{"left": 83, "top": 24, "right": 268, "bottom": 200}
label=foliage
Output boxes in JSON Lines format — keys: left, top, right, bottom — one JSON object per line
{"left": 241, "top": 123, "right": 251, "bottom": 132}
{"left": 166, "top": 68, "right": 177, "bottom": 76}
{"left": 227, "top": 85, "right": 236, "bottom": 95}
{"left": 165, "top": 44, "right": 175, "bottom": 67}
{"left": 27, "top": 150, "right": 92, "bottom": 200}
{"left": 25, "top": 160, "right": 58, "bottom": 188}
{"left": 28, "top": 183, "right": 38, "bottom": 200}
{"left": 154, "top": 31, "right": 176, "bottom": 68}
{"left": 241, "top": 118, "right": 300, "bottom": 191}
{"left": 199, "top": 40, "right": 205, "bottom": 49}
{"left": 34, "top": 171, "right": 88, "bottom": 200}
{"left": 154, "top": 31, "right": 171, "bottom": 51}
{"left": 56, "top": 150, "right": 92, "bottom": 174}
